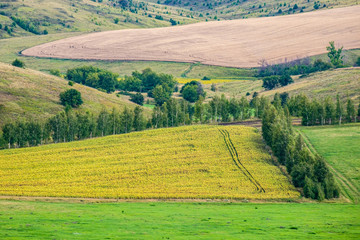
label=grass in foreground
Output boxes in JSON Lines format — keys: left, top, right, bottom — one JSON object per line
{"left": 0, "top": 125, "right": 299, "bottom": 200}
{"left": 0, "top": 200, "right": 359, "bottom": 239}
{"left": 299, "top": 124, "right": 360, "bottom": 202}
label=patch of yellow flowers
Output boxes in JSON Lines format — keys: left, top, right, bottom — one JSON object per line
{"left": 0, "top": 125, "right": 299, "bottom": 200}
{"left": 177, "top": 78, "right": 235, "bottom": 84}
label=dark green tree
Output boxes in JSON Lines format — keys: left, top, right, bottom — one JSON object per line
{"left": 130, "top": 93, "right": 144, "bottom": 105}
{"left": 60, "top": 89, "right": 83, "bottom": 108}
{"left": 12, "top": 59, "right": 25, "bottom": 68}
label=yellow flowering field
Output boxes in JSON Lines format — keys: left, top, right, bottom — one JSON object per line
{"left": 177, "top": 78, "right": 235, "bottom": 84}
{"left": 0, "top": 125, "right": 299, "bottom": 200}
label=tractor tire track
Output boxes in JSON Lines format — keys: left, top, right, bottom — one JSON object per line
{"left": 218, "top": 129, "right": 265, "bottom": 193}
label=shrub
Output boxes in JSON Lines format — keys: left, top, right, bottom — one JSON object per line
{"left": 130, "top": 93, "right": 144, "bottom": 105}
{"left": 50, "top": 69, "right": 61, "bottom": 77}
{"left": 12, "top": 59, "right": 25, "bottom": 68}
{"left": 59, "top": 89, "right": 83, "bottom": 108}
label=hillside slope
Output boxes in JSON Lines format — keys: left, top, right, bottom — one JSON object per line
{"left": 22, "top": 6, "right": 360, "bottom": 68}
{"left": 260, "top": 68, "right": 360, "bottom": 101}
{"left": 0, "top": 0, "right": 199, "bottom": 39}
{"left": 150, "top": 0, "right": 358, "bottom": 19}
{"left": 0, "top": 125, "right": 299, "bottom": 200}
{"left": 0, "top": 63, "right": 144, "bottom": 126}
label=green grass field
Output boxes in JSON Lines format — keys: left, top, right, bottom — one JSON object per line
{"left": 299, "top": 124, "right": 360, "bottom": 203}
{"left": 0, "top": 200, "right": 359, "bottom": 239}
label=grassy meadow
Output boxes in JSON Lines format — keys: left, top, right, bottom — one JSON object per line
{"left": 260, "top": 68, "right": 360, "bottom": 102}
{"left": 0, "top": 0, "right": 199, "bottom": 38}
{"left": 0, "top": 125, "right": 299, "bottom": 200}
{"left": 299, "top": 124, "right": 360, "bottom": 203}
{"left": 0, "top": 200, "right": 359, "bottom": 239}
{"left": 0, "top": 62, "right": 144, "bottom": 126}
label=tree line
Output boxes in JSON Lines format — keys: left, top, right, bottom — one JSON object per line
{"left": 1, "top": 106, "right": 146, "bottom": 149}
{"left": 284, "top": 94, "right": 359, "bottom": 126}
{"left": 1, "top": 94, "right": 268, "bottom": 149}
{"left": 262, "top": 104, "right": 339, "bottom": 200}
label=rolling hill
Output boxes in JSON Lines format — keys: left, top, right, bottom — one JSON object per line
{"left": 260, "top": 68, "right": 360, "bottom": 101}
{"left": 0, "top": 0, "right": 199, "bottom": 39}
{"left": 150, "top": 0, "right": 359, "bottom": 19}
{"left": 0, "top": 125, "right": 299, "bottom": 200}
{"left": 0, "top": 62, "right": 146, "bottom": 126}
{"left": 22, "top": 6, "right": 360, "bottom": 68}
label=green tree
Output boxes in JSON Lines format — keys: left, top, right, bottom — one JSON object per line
{"left": 133, "top": 106, "right": 146, "bottom": 131}
{"left": 12, "top": 59, "right": 25, "bottom": 68}
{"left": 2, "top": 123, "right": 16, "bottom": 148}
{"left": 324, "top": 97, "right": 335, "bottom": 124}
{"left": 152, "top": 85, "right": 170, "bottom": 106}
{"left": 130, "top": 93, "right": 144, "bottom": 105}
{"left": 121, "top": 107, "right": 134, "bottom": 133}
{"left": 346, "top": 98, "right": 356, "bottom": 123}
{"left": 336, "top": 95, "right": 344, "bottom": 125}
{"left": 326, "top": 41, "right": 343, "bottom": 67}
{"left": 59, "top": 89, "right": 83, "bottom": 108}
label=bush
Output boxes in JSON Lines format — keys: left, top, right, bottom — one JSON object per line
{"left": 60, "top": 89, "right": 83, "bottom": 108}
{"left": 12, "top": 59, "right": 25, "bottom": 68}
{"left": 262, "top": 75, "right": 292, "bottom": 90}
{"left": 50, "top": 69, "right": 61, "bottom": 77}
{"left": 202, "top": 76, "right": 211, "bottom": 80}
{"left": 130, "top": 93, "right": 144, "bottom": 105}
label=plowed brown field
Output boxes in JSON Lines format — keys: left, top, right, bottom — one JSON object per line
{"left": 22, "top": 6, "right": 360, "bottom": 68}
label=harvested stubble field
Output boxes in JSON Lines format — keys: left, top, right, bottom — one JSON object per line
{"left": 0, "top": 125, "right": 299, "bottom": 200}
{"left": 22, "top": 6, "right": 360, "bottom": 68}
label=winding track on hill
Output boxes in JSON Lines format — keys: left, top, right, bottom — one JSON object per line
{"left": 22, "top": 6, "right": 360, "bottom": 68}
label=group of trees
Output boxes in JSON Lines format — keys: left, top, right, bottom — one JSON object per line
{"left": 1, "top": 106, "right": 146, "bottom": 149}
{"left": 118, "top": 68, "right": 177, "bottom": 105}
{"left": 262, "top": 104, "right": 339, "bottom": 200}
{"left": 180, "top": 81, "right": 206, "bottom": 102}
{"left": 262, "top": 74, "right": 293, "bottom": 90}
{"left": 284, "top": 94, "right": 359, "bottom": 126}
{"left": 10, "top": 16, "right": 46, "bottom": 35}
{"left": 259, "top": 42, "right": 345, "bottom": 90}
{"left": 66, "top": 66, "right": 119, "bottom": 93}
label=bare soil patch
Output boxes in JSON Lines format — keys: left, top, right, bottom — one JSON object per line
{"left": 22, "top": 6, "right": 360, "bottom": 68}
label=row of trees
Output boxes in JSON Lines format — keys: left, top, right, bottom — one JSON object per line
{"left": 1, "top": 106, "right": 146, "bottom": 149}
{"left": 1, "top": 93, "right": 268, "bottom": 149}
{"left": 262, "top": 104, "right": 339, "bottom": 200}
{"left": 284, "top": 94, "right": 360, "bottom": 126}
{"left": 150, "top": 94, "right": 270, "bottom": 128}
